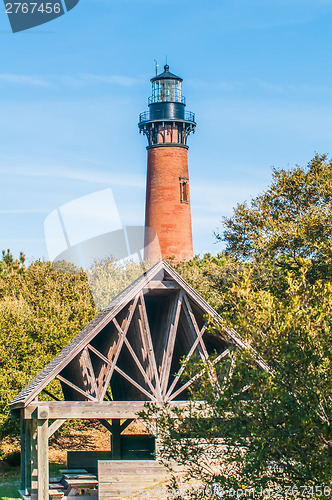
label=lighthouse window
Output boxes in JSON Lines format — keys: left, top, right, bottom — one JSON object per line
{"left": 179, "top": 177, "right": 189, "bottom": 203}
{"left": 152, "top": 80, "right": 182, "bottom": 103}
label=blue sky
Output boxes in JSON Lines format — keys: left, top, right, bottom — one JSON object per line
{"left": 1, "top": 0, "right": 332, "bottom": 262}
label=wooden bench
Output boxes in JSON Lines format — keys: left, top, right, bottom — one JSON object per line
{"left": 49, "top": 483, "right": 65, "bottom": 490}
{"left": 48, "top": 489, "right": 64, "bottom": 500}
{"left": 59, "top": 468, "right": 89, "bottom": 475}
{"left": 61, "top": 472, "right": 98, "bottom": 496}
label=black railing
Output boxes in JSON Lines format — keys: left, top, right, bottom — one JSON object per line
{"left": 139, "top": 110, "right": 195, "bottom": 124}
{"left": 185, "top": 111, "right": 195, "bottom": 122}
{"left": 139, "top": 111, "right": 150, "bottom": 123}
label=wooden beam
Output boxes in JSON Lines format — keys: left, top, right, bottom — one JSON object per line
{"left": 166, "top": 322, "right": 207, "bottom": 400}
{"left": 20, "top": 412, "right": 26, "bottom": 491}
{"left": 168, "top": 347, "right": 234, "bottom": 402}
{"left": 182, "top": 294, "right": 209, "bottom": 360}
{"left": 182, "top": 297, "right": 220, "bottom": 389}
{"left": 99, "top": 295, "right": 140, "bottom": 401}
{"left": 48, "top": 419, "right": 67, "bottom": 438}
{"left": 41, "top": 388, "right": 61, "bottom": 401}
{"left": 138, "top": 292, "right": 162, "bottom": 400}
{"left": 88, "top": 343, "right": 113, "bottom": 368}
{"left": 56, "top": 375, "right": 97, "bottom": 402}
{"left": 98, "top": 419, "right": 113, "bottom": 433}
{"left": 24, "top": 419, "right": 31, "bottom": 495}
{"left": 81, "top": 347, "right": 99, "bottom": 399}
{"left": 98, "top": 418, "right": 134, "bottom": 434}
{"left": 212, "top": 346, "right": 234, "bottom": 366}
{"left": 111, "top": 323, "right": 159, "bottom": 399}
{"left": 37, "top": 418, "right": 49, "bottom": 500}
{"left": 160, "top": 291, "right": 183, "bottom": 397}
{"left": 88, "top": 344, "right": 156, "bottom": 401}
{"left": 113, "top": 365, "right": 157, "bottom": 402}
{"left": 120, "top": 419, "right": 134, "bottom": 433}
{"left": 30, "top": 419, "right": 38, "bottom": 500}
{"left": 111, "top": 419, "right": 121, "bottom": 459}
{"left": 23, "top": 401, "right": 192, "bottom": 420}
{"left": 143, "top": 280, "right": 179, "bottom": 290}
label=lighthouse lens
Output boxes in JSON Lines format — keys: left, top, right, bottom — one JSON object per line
{"left": 152, "top": 79, "right": 182, "bottom": 103}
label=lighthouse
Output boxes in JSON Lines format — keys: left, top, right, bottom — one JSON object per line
{"left": 139, "top": 64, "right": 196, "bottom": 263}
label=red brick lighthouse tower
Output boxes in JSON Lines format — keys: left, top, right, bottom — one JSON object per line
{"left": 139, "top": 65, "right": 196, "bottom": 263}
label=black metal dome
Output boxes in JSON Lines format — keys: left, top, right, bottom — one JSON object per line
{"left": 151, "top": 64, "right": 183, "bottom": 82}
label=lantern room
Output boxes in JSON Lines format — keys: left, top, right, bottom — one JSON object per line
{"left": 150, "top": 65, "right": 184, "bottom": 104}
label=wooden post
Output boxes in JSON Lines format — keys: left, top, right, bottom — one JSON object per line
{"left": 20, "top": 412, "right": 26, "bottom": 491}
{"left": 30, "top": 419, "right": 38, "bottom": 500}
{"left": 37, "top": 406, "right": 49, "bottom": 500}
{"left": 111, "top": 419, "right": 121, "bottom": 459}
{"left": 25, "top": 420, "right": 31, "bottom": 495}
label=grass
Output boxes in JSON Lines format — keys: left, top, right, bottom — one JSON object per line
{"left": 0, "top": 462, "right": 65, "bottom": 500}
{"left": 0, "top": 462, "right": 20, "bottom": 500}
{"left": 0, "top": 483, "right": 20, "bottom": 500}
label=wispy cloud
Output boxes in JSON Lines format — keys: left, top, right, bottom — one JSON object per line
{"left": 253, "top": 78, "right": 332, "bottom": 95}
{"left": 80, "top": 74, "right": 143, "bottom": 87}
{"left": 187, "top": 78, "right": 245, "bottom": 92}
{"left": 0, "top": 73, "right": 143, "bottom": 89}
{"left": 0, "top": 73, "right": 55, "bottom": 88}
{"left": 3, "top": 164, "right": 146, "bottom": 189}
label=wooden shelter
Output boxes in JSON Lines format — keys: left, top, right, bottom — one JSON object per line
{"left": 10, "top": 261, "right": 267, "bottom": 500}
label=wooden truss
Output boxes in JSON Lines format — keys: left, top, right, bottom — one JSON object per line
{"left": 55, "top": 287, "right": 231, "bottom": 405}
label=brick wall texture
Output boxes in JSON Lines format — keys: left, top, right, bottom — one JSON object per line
{"left": 144, "top": 146, "right": 193, "bottom": 263}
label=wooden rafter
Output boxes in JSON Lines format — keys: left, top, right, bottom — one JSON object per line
{"left": 88, "top": 343, "right": 157, "bottom": 402}
{"left": 137, "top": 291, "right": 162, "bottom": 401}
{"left": 48, "top": 419, "right": 66, "bottom": 439}
{"left": 56, "top": 375, "right": 97, "bottom": 402}
{"left": 183, "top": 296, "right": 222, "bottom": 388}
{"left": 120, "top": 419, "right": 134, "bottom": 432}
{"left": 88, "top": 344, "right": 112, "bottom": 367}
{"left": 160, "top": 290, "right": 183, "bottom": 397}
{"left": 182, "top": 294, "right": 209, "bottom": 361}
{"left": 41, "top": 389, "right": 60, "bottom": 402}
{"left": 143, "top": 280, "right": 180, "bottom": 290}
{"left": 98, "top": 295, "right": 140, "bottom": 401}
{"left": 113, "top": 318, "right": 158, "bottom": 398}
{"left": 113, "top": 365, "right": 157, "bottom": 402}
{"left": 81, "top": 347, "right": 99, "bottom": 399}
{"left": 98, "top": 419, "right": 113, "bottom": 433}
{"left": 168, "top": 346, "right": 234, "bottom": 402}
{"left": 166, "top": 322, "right": 207, "bottom": 400}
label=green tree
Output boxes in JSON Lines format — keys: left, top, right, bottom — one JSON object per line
{"left": 145, "top": 261, "right": 331, "bottom": 498}
{"left": 142, "top": 155, "right": 332, "bottom": 497}
{"left": 0, "top": 252, "right": 147, "bottom": 438}
{"left": 0, "top": 251, "right": 97, "bottom": 436}
{"left": 219, "top": 154, "right": 332, "bottom": 281}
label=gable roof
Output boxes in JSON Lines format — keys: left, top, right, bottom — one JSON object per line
{"left": 10, "top": 260, "right": 269, "bottom": 409}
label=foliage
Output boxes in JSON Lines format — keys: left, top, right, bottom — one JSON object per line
{"left": 144, "top": 262, "right": 332, "bottom": 497}
{"left": 86, "top": 257, "right": 148, "bottom": 310}
{"left": 0, "top": 251, "right": 97, "bottom": 436}
{"left": 0, "top": 251, "right": 148, "bottom": 438}
{"left": 218, "top": 154, "right": 332, "bottom": 281}
{"left": 155, "top": 156, "right": 332, "bottom": 497}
